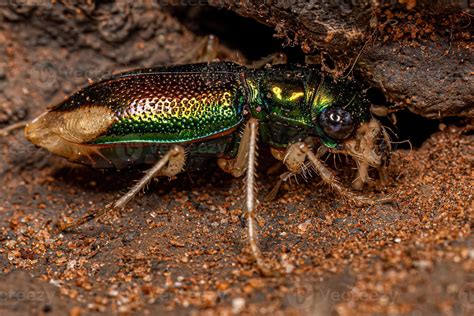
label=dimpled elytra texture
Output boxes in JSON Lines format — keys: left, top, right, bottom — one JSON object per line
{"left": 54, "top": 67, "right": 245, "bottom": 144}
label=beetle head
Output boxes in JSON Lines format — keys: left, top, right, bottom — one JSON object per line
{"left": 311, "top": 78, "right": 391, "bottom": 174}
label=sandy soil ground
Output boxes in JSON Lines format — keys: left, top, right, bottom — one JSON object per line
{"left": 0, "top": 2, "right": 472, "bottom": 316}
{"left": 0, "top": 120, "right": 472, "bottom": 315}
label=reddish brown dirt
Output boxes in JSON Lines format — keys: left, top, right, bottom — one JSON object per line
{"left": 1, "top": 122, "right": 472, "bottom": 315}
{"left": 0, "top": 2, "right": 472, "bottom": 316}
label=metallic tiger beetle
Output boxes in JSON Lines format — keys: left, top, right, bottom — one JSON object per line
{"left": 4, "top": 61, "right": 391, "bottom": 275}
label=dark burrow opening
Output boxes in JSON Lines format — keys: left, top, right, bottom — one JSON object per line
{"left": 380, "top": 110, "right": 439, "bottom": 149}
{"left": 165, "top": 4, "right": 303, "bottom": 61}
{"left": 365, "top": 87, "right": 466, "bottom": 149}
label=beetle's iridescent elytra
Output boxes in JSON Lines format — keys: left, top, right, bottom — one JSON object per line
{"left": 24, "top": 61, "right": 390, "bottom": 275}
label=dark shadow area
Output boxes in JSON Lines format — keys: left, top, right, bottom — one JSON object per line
{"left": 366, "top": 86, "right": 388, "bottom": 106}
{"left": 390, "top": 110, "right": 440, "bottom": 149}
{"left": 366, "top": 87, "right": 448, "bottom": 149}
{"left": 165, "top": 4, "right": 305, "bottom": 62}
{"left": 375, "top": 109, "right": 468, "bottom": 150}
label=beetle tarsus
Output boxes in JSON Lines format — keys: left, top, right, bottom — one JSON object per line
{"left": 305, "top": 146, "right": 376, "bottom": 205}
{"left": 58, "top": 145, "right": 186, "bottom": 232}
{"left": 244, "top": 119, "right": 270, "bottom": 275}
{"left": 219, "top": 118, "right": 279, "bottom": 276}
{"left": 276, "top": 142, "right": 378, "bottom": 206}
{"left": 264, "top": 171, "right": 293, "bottom": 202}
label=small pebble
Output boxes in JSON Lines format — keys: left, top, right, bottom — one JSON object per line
{"left": 232, "top": 297, "right": 246, "bottom": 314}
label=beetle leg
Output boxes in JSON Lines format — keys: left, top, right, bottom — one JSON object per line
{"left": 243, "top": 119, "right": 274, "bottom": 275}
{"left": 249, "top": 52, "right": 287, "bottom": 68}
{"left": 218, "top": 119, "right": 274, "bottom": 275}
{"left": 265, "top": 145, "right": 328, "bottom": 201}
{"left": 344, "top": 119, "right": 390, "bottom": 190}
{"left": 217, "top": 119, "right": 255, "bottom": 177}
{"left": 264, "top": 171, "right": 293, "bottom": 202}
{"left": 177, "top": 35, "right": 219, "bottom": 64}
{"left": 58, "top": 145, "right": 185, "bottom": 231}
{"left": 306, "top": 147, "right": 375, "bottom": 205}
{"left": 352, "top": 159, "right": 370, "bottom": 191}
{"left": 283, "top": 142, "right": 377, "bottom": 206}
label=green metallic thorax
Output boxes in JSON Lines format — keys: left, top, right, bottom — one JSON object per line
{"left": 244, "top": 65, "right": 317, "bottom": 148}
{"left": 243, "top": 64, "right": 370, "bottom": 149}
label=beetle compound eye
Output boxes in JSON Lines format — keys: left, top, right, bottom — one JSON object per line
{"left": 318, "top": 107, "right": 355, "bottom": 140}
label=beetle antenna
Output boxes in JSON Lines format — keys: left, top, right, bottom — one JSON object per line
{"left": 342, "top": 29, "right": 376, "bottom": 79}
